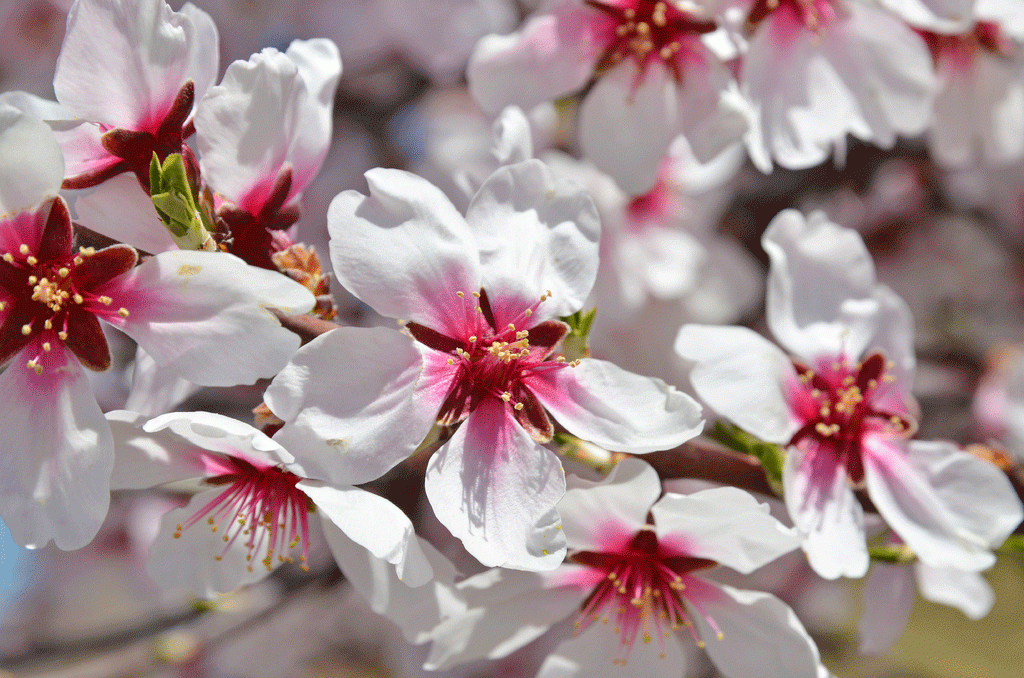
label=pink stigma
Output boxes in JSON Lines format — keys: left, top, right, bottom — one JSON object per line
{"left": 176, "top": 452, "right": 314, "bottom": 573}
{"left": 570, "top": 529, "right": 719, "bottom": 663}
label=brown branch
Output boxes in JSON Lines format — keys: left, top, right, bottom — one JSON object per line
{"left": 271, "top": 310, "right": 340, "bottom": 346}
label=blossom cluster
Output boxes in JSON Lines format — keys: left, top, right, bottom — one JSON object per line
{"left": 0, "top": 0, "right": 1022, "bottom": 676}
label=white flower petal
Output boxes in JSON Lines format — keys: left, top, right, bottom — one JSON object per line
{"left": 324, "top": 525, "right": 460, "bottom": 644}
{"left": 426, "top": 567, "right": 588, "bottom": 670}
{"left": 73, "top": 173, "right": 179, "bottom": 254}
{"left": 864, "top": 439, "right": 1023, "bottom": 570}
{"left": 878, "top": 0, "right": 973, "bottom": 32}
{"left": 298, "top": 481, "right": 432, "bottom": 586}
{"left": 55, "top": 0, "right": 218, "bottom": 129}
{"left": 784, "top": 446, "right": 869, "bottom": 579}
{"left": 467, "top": 159, "right": 600, "bottom": 319}
{"left": 328, "top": 168, "right": 481, "bottom": 336}
{"left": 103, "top": 250, "right": 313, "bottom": 387}
{"left": 675, "top": 324, "right": 796, "bottom": 444}
{"left": 692, "top": 582, "right": 827, "bottom": 678}
{"left": 425, "top": 398, "right": 567, "bottom": 570}
{"left": 651, "top": 487, "right": 801, "bottom": 574}
{"left": 283, "top": 38, "right": 342, "bottom": 196}
{"left": 107, "top": 409, "right": 205, "bottom": 490}
{"left": 915, "top": 563, "right": 994, "bottom": 620}
{"left": 0, "top": 348, "right": 112, "bottom": 550}
{"left": 560, "top": 457, "right": 662, "bottom": 550}
{"left": 267, "top": 326, "right": 443, "bottom": 485}
{"left": 141, "top": 410, "right": 290, "bottom": 467}
{"left": 0, "top": 104, "right": 63, "bottom": 215}
{"left": 579, "top": 61, "right": 677, "bottom": 196}
{"left": 124, "top": 346, "right": 199, "bottom": 416}
{"left": 530, "top": 357, "right": 703, "bottom": 454}
{"left": 763, "top": 209, "right": 880, "bottom": 360}
{"left": 858, "top": 563, "right": 915, "bottom": 655}
{"left": 467, "top": 1, "right": 602, "bottom": 113}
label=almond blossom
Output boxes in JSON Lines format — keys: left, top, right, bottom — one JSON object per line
{"left": 724, "top": 0, "right": 937, "bottom": 171}
{"left": 424, "top": 458, "right": 828, "bottom": 678}
{"left": 265, "top": 159, "right": 704, "bottom": 570}
{"left": 194, "top": 38, "right": 342, "bottom": 268}
{"left": 920, "top": 5, "right": 1024, "bottom": 167}
{"left": 468, "top": 0, "right": 747, "bottom": 194}
{"left": 50, "top": 0, "right": 218, "bottom": 191}
{"left": 106, "top": 411, "right": 432, "bottom": 598}
{"left": 676, "top": 209, "right": 1023, "bottom": 578}
{"left": 0, "top": 105, "right": 315, "bottom": 551}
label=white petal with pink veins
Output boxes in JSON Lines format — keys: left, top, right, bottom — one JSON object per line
{"left": 530, "top": 357, "right": 703, "bottom": 454}
{"left": 691, "top": 582, "right": 828, "bottom": 678}
{"left": 676, "top": 324, "right": 796, "bottom": 444}
{"left": 763, "top": 209, "right": 880, "bottom": 361}
{"left": 0, "top": 348, "right": 112, "bottom": 550}
{"left": 579, "top": 61, "right": 678, "bottom": 196}
{"left": 0, "top": 105, "right": 63, "bottom": 215}
{"left": 299, "top": 481, "right": 432, "bottom": 586}
{"left": 784, "top": 446, "right": 869, "bottom": 579}
{"left": 536, "top": 612, "right": 687, "bottom": 678}
{"left": 267, "top": 326, "right": 447, "bottom": 485}
{"left": 74, "top": 174, "right": 178, "bottom": 254}
{"left": 102, "top": 250, "right": 314, "bottom": 387}
{"left": 426, "top": 567, "right": 589, "bottom": 670}
{"left": 468, "top": 0, "right": 604, "bottom": 113}
{"left": 651, "top": 487, "right": 801, "bottom": 574}
{"left": 858, "top": 563, "right": 915, "bottom": 655}
{"left": 425, "top": 398, "right": 567, "bottom": 570}
{"left": 864, "top": 439, "right": 1023, "bottom": 570}
{"left": 55, "top": 0, "right": 218, "bottom": 130}
{"left": 329, "top": 168, "right": 482, "bottom": 338}
{"left": 466, "top": 159, "right": 600, "bottom": 319}
{"left": 560, "top": 457, "right": 662, "bottom": 550}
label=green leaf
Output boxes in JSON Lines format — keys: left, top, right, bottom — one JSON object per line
{"left": 706, "top": 421, "right": 786, "bottom": 492}
{"left": 999, "top": 534, "right": 1024, "bottom": 553}
{"left": 149, "top": 152, "right": 211, "bottom": 251}
{"left": 559, "top": 307, "right": 597, "bottom": 361}
{"left": 868, "top": 544, "right": 916, "bottom": 564}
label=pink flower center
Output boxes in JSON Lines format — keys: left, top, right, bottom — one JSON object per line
{"left": 175, "top": 452, "right": 314, "bottom": 573}
{"left": 787, "top": 352, "right": 915, "bottom": 484}
{"left": 407, "top": 289, "right": 575, "bottom": 441}
{"left": 747, "top": 0, "right": 840, "bottom": 33}
{"left": 0, "top": 198, "right": 137, "bottom": 374}
{"left": 571, "top": 528, "right": 720, "bottom": 663}
{"left": 585, "top": 0, "right": 717, "bottom": 81}
{"left": 919, "top": 22, "right": 1018, "bottom": 71}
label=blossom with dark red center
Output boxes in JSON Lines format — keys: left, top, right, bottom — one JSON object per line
{"left": 424, "top": 459, "right": 826, "bottom": 678}
{"left": 678, "top": 209, "right": 1024, "bottom": 579}
{"left": 468, "top": 0, "right": 746, "bottom": 194}
{"left": 266, "top": 160, "right": 703, "bottom": 571}
{"left": 108, "top": 411, "right": 433, "bottom": 598}
{"left": 0, "top": 104, "right": 316, "bottom": 552}
{"left": 194, "top": 39, "right": 341, "bottom": 269}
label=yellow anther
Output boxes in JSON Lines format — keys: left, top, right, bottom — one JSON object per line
{"left": 73, "top": 293, "right": 83, "bottom": 304}
{"left": 58, "top": 267, "right": 69, "bottom": 278}
{"left": 25, "top": 255, "right": 37, "bottom": 266}
{"left": 514, "top": 403, "right": 524, "bottom": 411}
{"left": 118, "top": 307, "right": 130, "bottom": 318}
{"left": 456, "top": 291, "right": 464, "bottom": 298}
{"left": 21, "top": 324, "right": 31, "bottom": 335}
{"left": 18, "top": 244, "right": 28, "bottom": 255}
{"left": 58, "top": 331, "right": 68, "bottom": 340}
{"left": 2, "top": 253, "right": 13, "bottom": 263}
{"left": 472, "top": 291, "right": 481, "bottom": 298}
{"left": 98, "top": 295, "right": 112, "bottom": 305}
{"left": 42, "top": 342, "right": 51, "bottom": 352}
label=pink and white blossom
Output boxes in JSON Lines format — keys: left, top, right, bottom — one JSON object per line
{"left": 727, "top": 0, "right": 937, "bottom": 172}
{"left": 0, "top": 105, "right": 314, "bottom": 551}
{"left": 424, "top": 458, "right": 827, "bottom": 678}
{"left": 266, "top": 159, "right": 704, "bottom": 570}
{"left": 194, "top": 38, "right": 342, "bottom": 268}
{"left": 106, "top": 411, "right": 432, "bottom": 598}
{"left": 51, "top": 0, "right": 219, "bottom": 190}
{"left": 468, "top": 0, "right": 748, "bottom": 194}
{"left": 676, "top": 209, "right": 1023, "bottom": 578}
